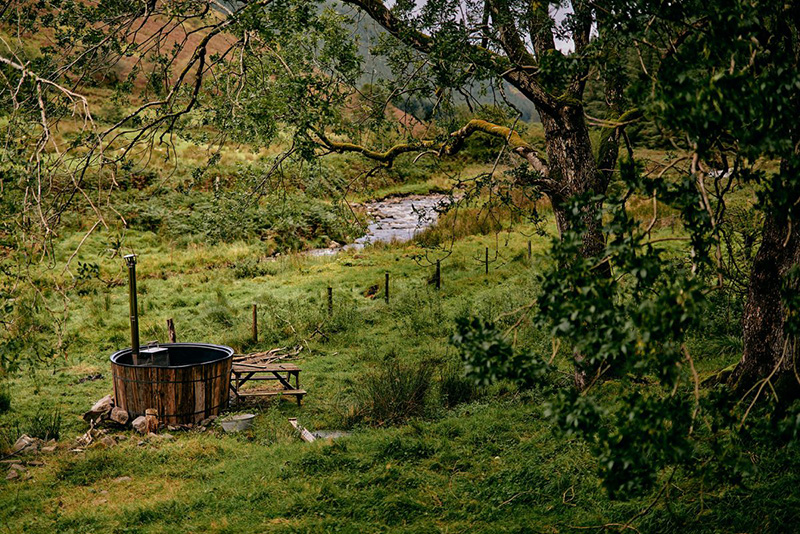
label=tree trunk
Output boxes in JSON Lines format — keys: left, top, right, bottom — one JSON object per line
{"left": 729, "top": 10, "right": 800, "bottom": 404}
{"left": 539, "top": 104, "right": 610, "bottom": 390}
{"left": 540, "top": 105, "right": 609, "bottom": 259}
{"left": 729, "top": 180, "right": 800, "bottom": 401}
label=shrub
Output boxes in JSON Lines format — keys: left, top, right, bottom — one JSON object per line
{"left": 344, "top": 357, "right": 433, "bottom": 427}
{"left": 231, "top": 258, "right": 278, "bottom": 279}
{"left": 439, "top": 362, "right": 480, "bottom": 409}
{"left": 415, "top": 207, "right": 504, "bottom": 247}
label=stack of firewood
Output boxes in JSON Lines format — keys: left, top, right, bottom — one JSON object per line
{"left": 232, "top": 345, "right": 302, "bottom": 367}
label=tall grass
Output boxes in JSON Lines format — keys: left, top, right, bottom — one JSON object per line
{"left": 27, "top": 407, "right": 62, "bottom": 441}
{"left": 415, "top": 190, "right": 551, "bottom": 247}
{"left": 439, "top": 361, "right": 480, "bottom": 408}
{"left": 415, "top": 207, "right": 505, "bottom": 247}
{"left": 344, "top": 357, "right": 433, "bottom": 427}
{"left": 0, "top": 406, "right": 62, "bottom": 453}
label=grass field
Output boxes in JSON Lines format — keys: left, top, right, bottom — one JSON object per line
{"left": 0, "top": 105, "right": 794, "bottom": 532}
{"left": 4, "top": 206, "right": 796, "bottom": 533}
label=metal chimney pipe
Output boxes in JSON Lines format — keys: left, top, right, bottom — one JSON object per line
{"left": 124, "top": 254, "right": 140, "bottom": 362}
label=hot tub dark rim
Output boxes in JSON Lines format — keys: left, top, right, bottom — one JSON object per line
{"left": 109, "top": 342, "right": 234, "bottom": 369}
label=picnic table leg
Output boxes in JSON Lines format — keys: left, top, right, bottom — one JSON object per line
{"left": 296, "top": 371, "right": 302, "bottom": 406}
{"left": 229, "top": 372, "right": 239, "bottom": 403}
{"left": 273, "top": 371, "right": 294, "bottom": 391}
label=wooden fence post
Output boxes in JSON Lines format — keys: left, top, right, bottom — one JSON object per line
{"left": 252, "top": 304, "right": 258, "bottom": 343}
{"left": 385, "top": 271, "right": 390, "bottom": 304}
{"left": 327, "top": 286, "right": 333, "bottom": 316}
{"left": 485, "top": 247, "right": 489, "bottom": 275}
{"left": 166, "top": 318, "right": 176, "bottom": 343}
{"left": 528, "top": 240, "right": 532, "bottom": 262}
{"left": 436, "top": 260, "right": 441, "bottom": 290}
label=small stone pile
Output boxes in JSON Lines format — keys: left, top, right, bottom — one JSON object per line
{"left": 81, "top": 394, "right": 158, "bottom": 444}
{"left": 82, "top": 394, "right": 217, "bottom": 440}
{"left": 5, "top": 462, "right": 38, "bottom": 481}
{"left": 4, "top": 436, "right": 54, "bottom": 480}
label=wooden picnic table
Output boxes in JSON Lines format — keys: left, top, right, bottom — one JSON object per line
{"left": 230, "top": 362, "right": 306, "bottom": 406}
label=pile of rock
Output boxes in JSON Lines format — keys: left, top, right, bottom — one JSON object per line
{"left": 4, "top": 438, "right": 53, "bottom": 481}
{"left": 10, "top": 434, "right": 42, "bottom": 454}
{"left": 82, "top": 394, "right": 156, "bottom": 440}
{"left": 5, "top": 462, "right": 37, "bottom": 481}
{"left": 83, "top": 395, "right": 130, "bottom": 427}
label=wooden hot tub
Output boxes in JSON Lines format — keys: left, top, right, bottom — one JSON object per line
{"left": 110, "top": 343, "right": 233, "bottom": 424}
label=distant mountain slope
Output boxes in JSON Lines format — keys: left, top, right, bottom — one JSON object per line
{"left": 331, "top": 1, "right": 540, "bottom": 123}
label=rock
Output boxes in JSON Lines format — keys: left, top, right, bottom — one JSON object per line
{"left": 12, "top": 434, "right": 40, "bottom": 454}
{"left": 6, "top": 469, "right": 19, "bottom": 480}
{"left": 112, "top": 476, "right": 132, "bottom": 483}
{"left": 158, "top": 433, "right": 174, "bottom": 440}
{"left": 77, "top": 373, "right": 104, "bottom": 384}
{"left": 41, "top": 445, "right": 57, "bottom": 453}
{"left": 363, "top": 284, "right": 379, "bottom": 298}
{"left": 83, "top": 394, "right": 114, "bottom": 422}
{"left": 109, "top": 407, "right": 129, "bottom": 426}
{"left": 100, "top": 436, "right": 117, "bottom": 448}
{"left": 132, "top": 416, "right": 148, "bottom": 434}
{"left": 9, "top": 463, "right": 26, "bottom": 472}
{"left": 90, "top": 394, "right": 114, "bottom": 413}
{"left": 198, "top": 416, "right": 217, "bottom": 427}
{"left": 28, "top": 461, "right": 44, "bottom": 467}
{"left": 328, "top": 241, "right": 341, "bottom": 249}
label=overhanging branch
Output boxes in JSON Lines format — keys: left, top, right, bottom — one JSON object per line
{"left": 316, "top": 118, "right": 551, "bottom": 186}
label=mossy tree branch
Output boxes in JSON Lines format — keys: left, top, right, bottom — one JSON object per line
{"left": 316, "top": 118, "right": 552, "bottom": 188}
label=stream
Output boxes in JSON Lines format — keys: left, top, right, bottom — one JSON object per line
{"left": 308, "top": 194, "right": 451, "bottom": 256}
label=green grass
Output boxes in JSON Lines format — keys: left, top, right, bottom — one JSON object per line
{"left": 1, "top": 135, "right": 794, "bottom": 532}
{"left": 3, "top": 216, "right": 792, "bottom": 533}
